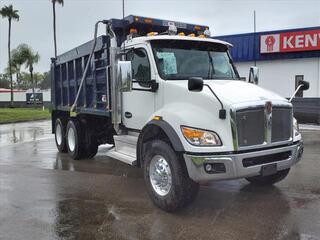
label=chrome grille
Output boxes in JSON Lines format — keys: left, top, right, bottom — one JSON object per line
{"left": 234, "top": 105, "right": 292, "bottom": 148}
{"left": 272, "top": 107, "right": 292, "bottom": 142}
{"left": 236, "top": 108, "right": 265, "bottom": 147}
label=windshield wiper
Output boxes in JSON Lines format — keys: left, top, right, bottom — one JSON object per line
{"left": 164, "top": 74, "right": 195, "bottom": 80}
{"left": 207, "top": 51, "right": 215, "bottom": 79}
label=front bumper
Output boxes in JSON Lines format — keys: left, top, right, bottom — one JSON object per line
{"left": 184, "top": 141, "right": 303, "bottom": 182}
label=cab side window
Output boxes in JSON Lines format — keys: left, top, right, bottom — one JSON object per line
{"left": 128, "top": 48, "right": 151, "bottom": 84}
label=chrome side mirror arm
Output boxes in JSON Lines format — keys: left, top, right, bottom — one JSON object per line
{"left": 289, "top": 84, "right": 303, "bottom": 102}
{"left": 289, "top": 80, "right": 310, "bottom": 102}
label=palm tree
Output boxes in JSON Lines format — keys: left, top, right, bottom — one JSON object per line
{"left": 0, "top": 5, "right": 19, "bottom": 107}
{"left": 51, "top": 0, "right": 64, "bottom": 58}
{"left": 10, "top": 48, "right": 25, "bottom": 88}
{"left": 18, "top": 44, "right": 40, "bottom": 106}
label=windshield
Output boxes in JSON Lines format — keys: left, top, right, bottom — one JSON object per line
{"left": 151, "top": 40, "right": 239, "bottom": 80}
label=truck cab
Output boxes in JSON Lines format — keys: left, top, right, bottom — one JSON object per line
{"left": 51, "top": 15, "right": 307, "bottom": 212}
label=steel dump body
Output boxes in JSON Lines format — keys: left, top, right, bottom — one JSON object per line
{"left": 51, "top": 15, "right": 209, "bottom": 116}
{"left": 51, "top": 36, "right": 111, "bottom": 116}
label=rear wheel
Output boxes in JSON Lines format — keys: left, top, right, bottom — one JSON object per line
{"left": 55, "top": 118, "right": 67, "bottom": 153}
{"left": 143, "top": 140, "right": 199, "bottom": 212}
{"left": 84, "top": 142, "right": 99, "bottom": 159}
{"left": 246, "top": 168, "right": 290, "bottom": 186}
{"left": 66, "top": 120, "right": 85, "bottom": 160}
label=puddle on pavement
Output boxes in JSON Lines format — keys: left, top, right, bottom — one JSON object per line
{"left": 53, "top": 197, "right": 153, "bottom": 239}
{"left": 54, "top": 150, "right": 144, "bottom": 178}
{"left": 51, "top": 185, "right": 317, "bottom": 240}
{"left": 0, "top": 120, "right": 52, "bottom": 147}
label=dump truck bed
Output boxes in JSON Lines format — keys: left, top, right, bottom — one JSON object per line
{"left": 51, "top": 35, "right": 111, "bottom": 116}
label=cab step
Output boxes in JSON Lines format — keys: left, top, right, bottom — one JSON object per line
{"left": 105, "top": 134, "right": 138, "bottom": 166}
{"left": 106, "top": 148, "right": 137, "bottom": 165}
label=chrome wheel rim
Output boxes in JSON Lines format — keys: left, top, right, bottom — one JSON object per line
{"left": 55, "top": 123, "right": 63, "bottom": 146}
{"left": 149, "top": 155, "right": 172, "bottom": 196}
{"left": 67, "top": 127, "right": 76, "bottom": 152}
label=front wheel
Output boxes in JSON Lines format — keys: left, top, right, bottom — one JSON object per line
{"left": 143, "top": 140, "right": 199, "bottom": 212}
{"left": 246, "top": 168, "right": 290, "bottom": 186}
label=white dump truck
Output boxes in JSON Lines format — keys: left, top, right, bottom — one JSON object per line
{"left": 51, "top": 15, "right": 308, "bottom": 212}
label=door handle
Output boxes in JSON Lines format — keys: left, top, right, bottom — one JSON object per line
{"left": 125, "top": 112, "right": 132, "bottom": 118}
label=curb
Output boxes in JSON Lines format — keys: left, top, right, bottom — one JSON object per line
{"left": 0, "top": 118, "right": 51, "bottom": 125}
{"left": 299, "top": 124, "right": 320, "bottom": 131}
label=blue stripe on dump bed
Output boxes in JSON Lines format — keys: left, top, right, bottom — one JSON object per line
{"left": 214, "top": 26, "right": 320, "bottom": 62}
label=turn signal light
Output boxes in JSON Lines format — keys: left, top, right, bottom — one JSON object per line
{"left": 181, "top": 126, "right": 222, "bottom": 146}
{"left": 147, "top": 32, "right": 158, "bottom": 36}
{"left": 130, "top": 28, "right": 138, "bottom": 34}
{"left": 144, "top": 18, "right": 153, "bottom": 24}
{"left": 182, "top": 127, "right": 204, "bottom": 139}
{"left": 152, "top": 116, "right": 162, "bottom": 121}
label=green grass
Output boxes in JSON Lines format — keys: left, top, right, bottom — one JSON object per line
{"left": 0, "top": 108, "right": 51, "bottom": 124}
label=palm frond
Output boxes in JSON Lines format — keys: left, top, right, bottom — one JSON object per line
{"left": 0, "top": 4, "right": 19, "bottom": 21}
{"left": 12, "top": 44, "right": 40, "bottom": 70}
{"left": 12, "top": 10, "right": 19, "bottom": 21}
{"left": 52, "top": 0, "right": 64, "bottom": 6}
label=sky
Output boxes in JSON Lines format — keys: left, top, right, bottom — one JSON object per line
{"left": 0, "top": 0, "right": 319, "bottom": 74}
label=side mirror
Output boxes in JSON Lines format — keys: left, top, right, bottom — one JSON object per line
{"left": 248, "top": 66, "right": 259, "bottom": 85}
{"left": 298, "top": 80, "right": 309, "bottom": 91}
{"left": 188, "top": 77, "right": 203, "bottom": 92}
{"left": 117, "top": 61, "right": 132, "bottom": 92}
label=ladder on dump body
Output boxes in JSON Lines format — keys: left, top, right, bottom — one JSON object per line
{"left": 92, "top": 50, "right": 110, "bottom": 110}
{"left": 106, "top": 134, "right": 138, "bottom": 166}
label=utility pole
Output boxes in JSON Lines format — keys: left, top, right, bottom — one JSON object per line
{"left": 253, "top": 10, "right": 257, "bottom": 66}
{"left": 122, "top": 0, "right": 125, "bottom": 49}
{"left": 122, "top": 0, "right": 125, "bottom": 19}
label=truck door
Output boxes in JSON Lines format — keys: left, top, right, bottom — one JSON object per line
{"left": 122, "top": 47, "right": 156, "bottom": 130}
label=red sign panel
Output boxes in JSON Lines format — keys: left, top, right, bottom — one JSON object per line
{"left": 260, "top": 29, "right": 320, "bottom": 54}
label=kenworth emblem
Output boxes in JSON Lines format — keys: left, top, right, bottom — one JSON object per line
{"left": 265, "top": 101, "right": 272, "bottom": 143}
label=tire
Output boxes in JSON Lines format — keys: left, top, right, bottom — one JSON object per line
{"left": 55, "top": 118, "right": 67, "bottom": 153}
{"left": 246, "top": 168, "right": 290, "bottom": 186}
{"left": 143, "top": 140, "right": 199, "bottom": 212}
{"left": 66, "top": 120, "right": 85, "bottom": 160}
{"left": 84, "top": 143, "right": 99, "bottom": 159}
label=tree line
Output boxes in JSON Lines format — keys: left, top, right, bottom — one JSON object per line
{"left": 0, "top": 71, "right": 51, "bottom": 90}
{"left": 0, "top": 0, "right": 63, "bottom": 107}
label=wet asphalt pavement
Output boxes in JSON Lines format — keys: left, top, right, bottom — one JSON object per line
{"left": 0, "top": 120, "right": 320, "bottom": 240}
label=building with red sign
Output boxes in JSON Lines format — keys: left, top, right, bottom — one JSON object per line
{"left": 216, "top": 26, "right": 320, "bottom": 124}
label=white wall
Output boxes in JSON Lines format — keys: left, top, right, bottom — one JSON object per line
{"left": 235, "top": 57, "right": 320, "bottom": 98}
{"left": 0, "top": 90, "right": 51, "bottom": 102}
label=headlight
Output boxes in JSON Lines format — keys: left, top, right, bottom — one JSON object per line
{"left": 181, "top": 126, "right": 222, "bottom": 146}
{"left": 293, "top": 117, "right": 300, "bottom": 135}
{"left": 293, "top": 118, "right": 299, "bottom": 132}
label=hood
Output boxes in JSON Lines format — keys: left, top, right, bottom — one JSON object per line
{"left": 203, "top": 80, "right": 287, "bottom": 105}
